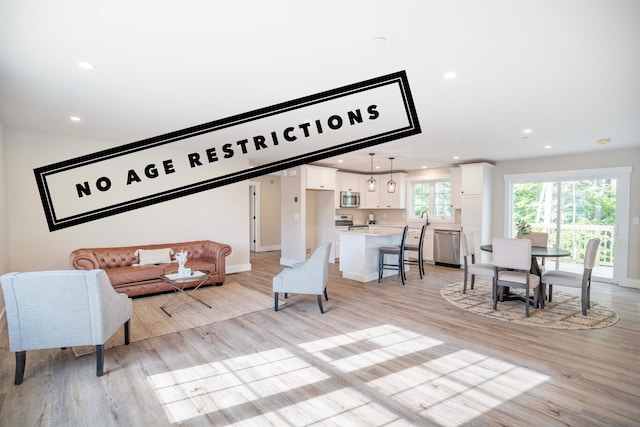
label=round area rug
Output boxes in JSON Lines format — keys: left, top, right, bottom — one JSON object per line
{"left": 441, "top": 281, "right": 619, "bottom": 329}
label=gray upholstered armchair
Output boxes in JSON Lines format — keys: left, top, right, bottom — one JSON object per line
{"left": 1, "top": 269, "right": 132, "bottom": 385}
{"left": 273, "top": 243, "right": 331, "bottom": 313}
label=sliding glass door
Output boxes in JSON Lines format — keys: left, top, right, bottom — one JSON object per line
{"left": 506, "top": 167, "right": 631, "bottom": 284}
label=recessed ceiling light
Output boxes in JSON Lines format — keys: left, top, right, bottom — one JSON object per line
{"left": 375, "top": 165, "right": 380, "bottom": 169}
{"left": 544, "top": 145, "right": 552, "bottom": 149}
{"left": 372, "top": 36, "right": 387, "bottom": 45}
{"left": 422, "top": 165, "right": 427, "bottom": 169}
{"left": 597, "top": 138, "right": 611, "bottom": 145}
{"left": 523, "top": 129, "right": 532, "bottom": 134}
{"left": 77, "top": 61, "right": 94, "bottom": 70}
{"left": 453, "top": 156, "right": 460, "bottom": 160}
{"left": 69, "top": 116, "right": 81, "bottom": 122}
{"left": 443, "top": 71, "right": 457, "bottom": 79}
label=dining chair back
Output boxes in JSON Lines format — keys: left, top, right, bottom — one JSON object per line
{"left": 541, "top": 238, "right": 600, "bottom": 315}
{"left": 492, "top": 237, "right": 542, "bottom": 317}
{"left": 526, "top": 231, "right": 550, "bottom": 271}
{"left": 526, "top": 232, "right": 548, "bottom": 247}
{"left": 404, "top": 224, "right": 427, "bottom": 279}
{"left": 460, "top": 232, "right": 494, "bottom": 294}
{"left": 378, "top": 225, "right": 409, "bottom": 285}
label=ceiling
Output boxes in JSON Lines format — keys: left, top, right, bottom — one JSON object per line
{"left": 1, "top": 0, "right": 639, "bottom": 174}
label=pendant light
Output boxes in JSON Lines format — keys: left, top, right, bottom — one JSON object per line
{"left": 366, "top": 153, "right": 377, "bottom": 192}
{"left": 387, "top": 157, "right": 396, "bottom": 193}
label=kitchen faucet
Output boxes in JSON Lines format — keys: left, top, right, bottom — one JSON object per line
{"left": 421, "top": 211, "right": 430, "bottom": 226}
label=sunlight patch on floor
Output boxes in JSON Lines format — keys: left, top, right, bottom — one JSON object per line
{"left": 298, "top": 324, "right": 444, "bottom": 371}
{"left": 367, "top": 349, "right": 550, "bottom": 426}
{"left": 148, "top": 324, "right": 549, "bottom": 425}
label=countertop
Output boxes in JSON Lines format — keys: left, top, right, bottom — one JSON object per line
{"left": 339, "top": 227, "right": 405, "bottom": 236}
{"left": 346, "top": 222, "right": 462, "bottom": 232}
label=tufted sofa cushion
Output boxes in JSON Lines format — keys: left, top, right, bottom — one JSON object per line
{"left": 71, "top": 240, "right": 232, "bottom": 297}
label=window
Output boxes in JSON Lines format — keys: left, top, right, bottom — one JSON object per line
{"left": 505, "top": 167, "right": 631, "bottom": 284}
{"left": 409, "top": 179, "right": 453, "bottom": 221}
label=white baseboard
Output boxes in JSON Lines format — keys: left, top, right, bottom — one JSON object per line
{"left": 279, "top": 258, "right": 300, "bottom": 267}
{"left": 256, "top": 245, "right": 281, "bottom": 252}
{"left": 620, "top": 277, "right": 640, "bottom": 289}
{"left": 227, "top": 263, "right": 251, "bottom": 274}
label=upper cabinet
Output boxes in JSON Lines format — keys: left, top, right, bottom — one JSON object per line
{"left": 363, "top": 172, "right": 406, "bottom": 208}
{"left": 337, "top": 172, "right": 364, "bottom": 193}
{"left": 305, "top": 165, "right": 337, "bottom": 190}
{"left": 460, "top": 163, "right": 492, "bottom": 195}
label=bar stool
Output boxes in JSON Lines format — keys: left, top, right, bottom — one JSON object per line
{"left": 404, "top": 224, "right": 427, "bottom": 279}
{"left": 378, "top": 226, "right": 409, "bottom": 285}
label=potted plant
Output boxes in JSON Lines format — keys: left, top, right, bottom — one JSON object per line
{"left": 515, "top": 219, "right": 532, "bottom": 238}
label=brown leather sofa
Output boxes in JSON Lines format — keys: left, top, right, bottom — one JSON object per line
{"left": 70, "top": 240, "right": 232, "bottom": 297}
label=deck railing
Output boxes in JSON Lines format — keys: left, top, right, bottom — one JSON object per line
{"left": 529, "top": 223, "right": 614, "bottom": 267}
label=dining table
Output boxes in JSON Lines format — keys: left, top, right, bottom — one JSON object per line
{"left": 480, "top": 244, "right": 571, "bottom": 306}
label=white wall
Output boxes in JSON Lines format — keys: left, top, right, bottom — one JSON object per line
{"left": 0, "top": 122, "right": 9, "bottom": 316}
{"left": 5, "top": 129, "right": 250, "bottom": 274}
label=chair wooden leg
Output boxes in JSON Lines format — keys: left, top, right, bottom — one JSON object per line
{"left": 471, "top": 274, "right": 476, "bottom": 290}
{"left": 274, "top": 293, "right": 279, "bottom": 311}
{"left": 96, "top": 345, "right": 104, "bottom": 377}
{"left": 324, "top": 288, "right": 328, "bottom": 301}
{"left": 124, "top": 320, "right": 130, "bottom": 345}
{"left": 492, "top": 281, "right": 498, "bottom": 310}
{"left": 463, "top": 273, "right": 468, "bottom": 294}
{"left": 317, "top": 295, "right": 324, "bottom": 313}
{"left": 378, "top": 253, "right": 383, "bottom": 283}
{"left": 525, "top": 286, "right": 530, "bottom": 317}
{"left": 14, "top": 351, "right": 26, "bottom": 385}
{"left": 548, "top": 284, "right": 553, "bottom": 302}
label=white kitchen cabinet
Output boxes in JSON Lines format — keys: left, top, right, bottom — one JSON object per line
{"left": 407, "top": 228, "right": 434, "bottom": 262}
{"left": 364, "top": 186, "right": 379, "bottom": 209}
{"left": 460, "top": 163, "right": 493, "bottom": 262}
{"left": 363, "top": 173, "right": 406, "bottom": 208}
{"left": 305, "top": 165, "right": 337, "bottom": 190}
{"left": 378, "top": 172, "right": 406, "bottom": 208}
{"left": 424, "top": 230, "right": 434, "bottom": 261}
{"left": 460, "top": 163, "right": 491, "bottom": 195}
{"left": 337, "top": 172, "right": 364, "bottom": 193}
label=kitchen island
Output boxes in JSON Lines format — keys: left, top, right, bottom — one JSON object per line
{"left": 339, "top": 227, "right": 408, "bottom": 282}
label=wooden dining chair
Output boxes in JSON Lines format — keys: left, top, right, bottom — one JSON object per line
{"left": 492, "top": 237, "right": 543, "bottom": 317}
{"left": 526, "top": 232, "right": 549, "bottom": 272}
{"left": 542, "top": 238, "right": 600, "bottom": 315}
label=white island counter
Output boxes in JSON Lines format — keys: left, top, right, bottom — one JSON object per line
{"left": 339, "top": 227, "right": 408, "bottom": 282}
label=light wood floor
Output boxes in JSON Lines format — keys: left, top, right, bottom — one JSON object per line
{"left": 1, "top": 251, "right": 639, "bottom": 426}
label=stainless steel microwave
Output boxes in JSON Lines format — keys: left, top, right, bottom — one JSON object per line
{"left": 340, "top": 191, "right": 361, "bottom": 208}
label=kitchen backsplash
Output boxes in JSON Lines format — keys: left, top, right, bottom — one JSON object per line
{"left": 335, "top": 207, "right": 462, "bottom": 228}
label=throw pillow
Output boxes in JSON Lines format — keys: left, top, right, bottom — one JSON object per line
{"left": 134, "top": 248, "right": 174, "bottom": 265}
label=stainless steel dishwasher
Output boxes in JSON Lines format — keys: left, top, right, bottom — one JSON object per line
{"left": 434, "top": 229, "right": 461, "bottom": 267}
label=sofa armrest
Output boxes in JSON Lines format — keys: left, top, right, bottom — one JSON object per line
{"left": 70, "top": 249, "right": 100, "bottom": 270}
{"left": 204, "top": 240, "right": 232, "bottom": 278}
